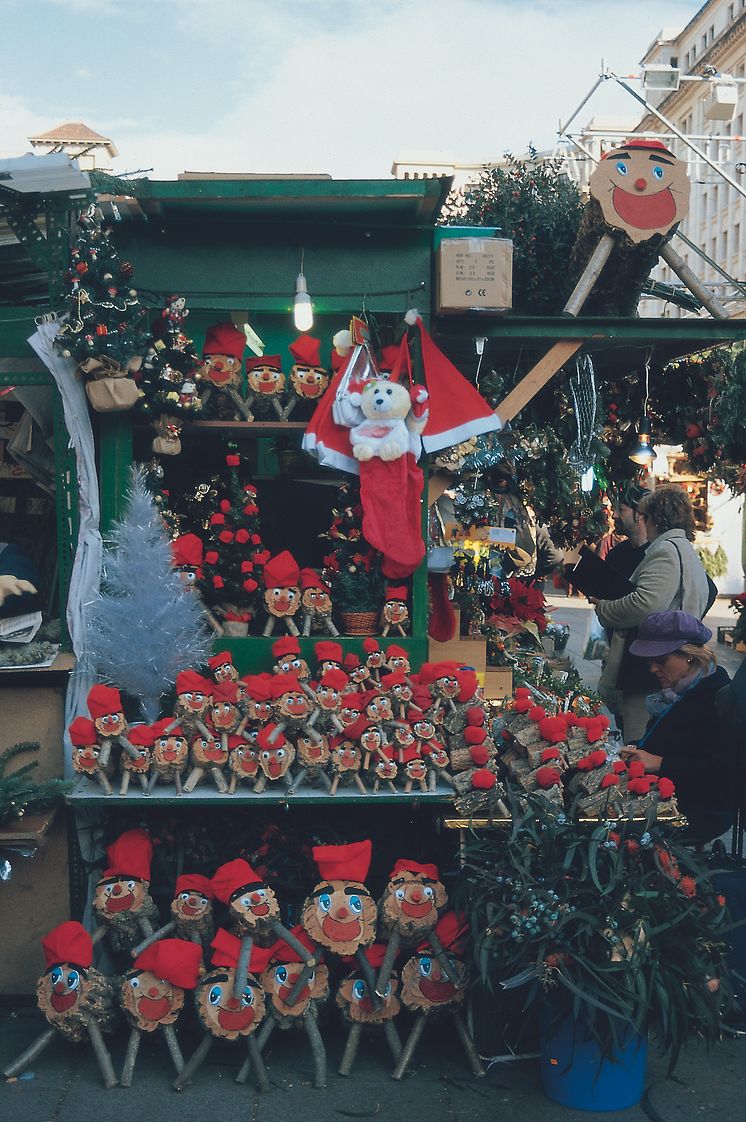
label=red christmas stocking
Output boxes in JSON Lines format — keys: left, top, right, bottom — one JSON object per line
{"left": 358, "top": 454, "right": 425, "bottom": 579}
{"left": 428, "top": 573, "right": 456, "bottom": 642}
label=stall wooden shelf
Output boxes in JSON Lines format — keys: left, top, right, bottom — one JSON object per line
{"left": 67, "top": 780, "right": 454, "bottom": 807}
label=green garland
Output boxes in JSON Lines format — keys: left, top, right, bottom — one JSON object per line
{"left": 0, "top": 743, "right": 70, "bottom": 826}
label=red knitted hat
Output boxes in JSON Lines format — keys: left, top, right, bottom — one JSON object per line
{"left": 313, "top": 840, "right": 372, "bottom": 883}
{"left": 263, "top": 551, "right": 300, "bottom": 589}
{"left": 68, "top": 716, "right": 97, "bottom": 747}
{"left": 134, "top": 939, "right": 203, "bottom": 990}
{"left": 42, "top": 921, "right": 93, "bottom": 969}
{"left": 202, "top": 321, "right": 246, "bottom": 360}
{"left": 175, "top": 873, "right": 215, "bottom": 899}
{"left": 299, "top": 567, "right": 329, "bottom": 592}
{"left": 268, "top": 925, "right": 317, "bottom": 964}
{"left": 272, "top": 636, "right": 300, "bottom": 659}
{"left": 176, "top": 669, "right": 211, "bottom": 695}
{"left": 289, "top": 335, "right": 322, "bottom": 367}
{"left": 389, "top": 858, "right": 440, "bottom": 881}
{"left": 103, "top": 828, "right": 153, "bottom": 881}
{"left": 320, "top": 668, "right": 349, "bottom": 691}
{"left": 211, "top": 858, "right": 264, "bottom": 903}
{"left": 87, "top": 684, "right": 123, "bottom": 719}
{"left": 315, "top": 640, "right": 343, "bottom": 664}
{"left": 208, "top": 651, "right": 233, "bottom": 672}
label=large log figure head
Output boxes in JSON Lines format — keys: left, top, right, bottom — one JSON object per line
{"left": 37, "top": 922, "right": 116, "bottom": 1042}
{"left": 207, "top": 650, "right": 238, "bottom": 686}
{"left": 211, "top": 858, "right": 281, "bottom": 943}
{"left": 256, "top": 724, "right": 296, "bottom": 781}
{"left": 242, "top": 673, "right": 276, "bottom": 722}
{"left": 336, "top": 944, "right": 400, "bottom": 1025}
{"left": 300, "top": 841, "right": 376, "bottom": 956}
{"left": 121, "top": 939, "right": 202, "bottom": 1031}
{"left": 270, "top": 675, "right": 313, "bottom": 723}
{"left": 263, "top": 551, "right": 301, "bottom": 619}
{"left": 170, "top": 873, "right": 215, "bottom": 941}
{"left": 173, "top": 669, "right": 212, "bottom": 722}
{"left": 271, "top": 636, "right": 311, "bottom": 681}
{"left": 400, "top": 912, "right": 469, "bottom": 1016}
{"left": 260, "top": 926, "right": 329, "bottom": 1020}
{"left": 589, "top": 139, "right": 690, "bottom": 244}
{"left": 379, "top": 859, "right": 448, "bottom": 941}
{"left": 194, "top": 931, "right": 267, "bottom": 1041}
{"left": 87, "top": 683, "right": 129, "bottom": 741}
{"left": 93, "top": 829, "right": 155, "bottom": 928}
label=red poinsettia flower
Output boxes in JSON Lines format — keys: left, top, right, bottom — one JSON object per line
{"left": 205, "top": 551, "right": 219, "bottom": 565}
{"left": 219, "top": 530, "right": 234, "bottom": 544}
{"left": 226, "top": 454, "right": 240, "bottom": 467}
{"left": 235, "top": 529, "right": 250, "bottom": 544}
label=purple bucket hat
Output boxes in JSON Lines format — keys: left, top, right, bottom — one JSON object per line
{"left": 628, "top": 610, "right": 712, "bottom": 659}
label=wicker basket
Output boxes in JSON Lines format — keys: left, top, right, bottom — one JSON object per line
{"left": 340, "top": 611, "right": 379, "bottom": 636}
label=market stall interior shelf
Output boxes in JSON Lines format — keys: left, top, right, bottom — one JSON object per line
{"left": 67, "top": 780, "right": 454, "bottom": 806}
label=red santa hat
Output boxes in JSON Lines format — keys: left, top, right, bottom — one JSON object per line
{"left": 102, "top": 828, "right": 153, "bottom": 882}
{"left": 385, "top": 586, "right": 408, "bottom": 603}
{"left": 211, "top": 858, "right": 264, "bottom": 903}
{"left": 268, "top": 925, "right": 318, "bottom": 964}
{"left": 404, "top": 312, "right": 502, "bottom": 448}
{"left": 315, "top": 640, "right": 343, "bottom": 664}
{"left": 210, "top": 928, "right": 274, "bottom": 974}
{"left": 242, "top": 673, "right": 274, "bottom": 702}
{"left": 176, "top": 669, "right": 211, "bottom": 696}
{"left": 418, "top": 910, "right": 468, "bottom": 954}
{"left": 68, "top": 716, "right": 97, "bottom": 747}
{"left": 134, "top": 939, "right": 203, "bottom": 990}
{"left": 272, "top": 636, "right": 301, "bottom": 659}
{"left": 289, "top": 336, "right": 322, "bottom": 367}
{"left": 42, "top": 921, "right": 93, "bottom": 970}
{"left": 380, "top": 670, "right": 407, "bottom": 690}
{"left": 312, "top": 840, "right": 372, "bottom": 883}
{"left": 87, "top": 684, "right": 123, "bottom": 719}
{"left": 171, "top": 533, "right": 203, "bottom": 570}
{"left": 343, "top": 652, "right": 361, "bottom": 672}
{"left": 262, "top": 551, "right": 300, "bottom": 589}
{"left": 202, "top": 321, "right": 246, "bottom": 360}
{"left": 378, "top": 344, "right": 401, "bottom": 374}
{"left": 246, "top": 354, "right": 283, "bottom": 373}
{"left": 389, "top": 858, "right": 440, "bottom": 881}
{"left": 175, "top": 873, "right": 215, "bottom": 899}
{"left": 299, "top": 567, "right": 329, "bottom": 592}
{"left": 208, "top": 651, "right": 234, "bottom": 672}
{"left": 320, "top": 668, "right": 349, "bottom": 691}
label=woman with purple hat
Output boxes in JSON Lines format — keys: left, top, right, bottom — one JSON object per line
{"left": 621, "top": 609, "right": 735, "bottom": 840}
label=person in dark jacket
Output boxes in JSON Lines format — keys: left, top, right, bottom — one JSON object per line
{"left": 621, "top": 609, "right": 734, "bottom": 841}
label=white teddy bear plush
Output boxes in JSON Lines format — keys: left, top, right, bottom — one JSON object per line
{"left": 348, "top": 379, "right": 428, "bottom": 462}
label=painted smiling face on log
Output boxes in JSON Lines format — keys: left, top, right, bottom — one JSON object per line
{"left": 589, "top": 139, "right": 690, "bottom": 243}
{"left": 379, "top": 871, "right": 447, "bottom": 938}
{"left": 400, "top": 952, "right": 466, "bottom": 1013}
{"left": 38, "top": 962, "right": 89, "bottom": 1024}
{"left": 301, "top": 880, "right": 377, "bottom": 955}
{"left": 260, "top": 961, "right": 329, "bottom": 1019}
{"left": 194, "top": 969, "right": 265, "bottom": 1040}
{"left": 121, "top": 970, "right": 184, "bottom": 1030}
{"left": 94, "top": 875, "right": 149, "bottom": 919}
{"left": 336, "top": 972, "right": 400, "bottom": 1024}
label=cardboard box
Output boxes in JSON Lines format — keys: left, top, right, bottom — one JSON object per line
{"left": 428, "top": 636, "right": 487, "bottom": 674}
{"left": 482, "top": 667, "right": 513, "bottom": 700}
{"left": 436, "top": 236, "right": 513, "bottom": 314}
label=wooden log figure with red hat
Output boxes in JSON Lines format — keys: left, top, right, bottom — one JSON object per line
{"left": 314, "top": 639, "right": 343, "bottom": 678}
{"left": 211, "top": 858, "right": 316, "bottom": 1000}
{"left": 3, "top": 922, "right": 119, "bottom": 1088}
{"left": 175, "top": 930, "right": 269, "bottom": 1093}
{"left": 289, "top": 731, "right": 332, "bottom": 792}
{"left": 207, "top": 680, "right": 250, "bottom": 756}
{"left": 393, "top": 912, "right": 484, "bottom": 1081}
{"left": 373, "top": 745, "right": 399, "bottom": 793}
{"left": 363, "top": 638, "right": 385, "bottom": 682}
{"left": 381, "top": 670, "right": 415, "bottom": 722}
{"left": 308, "top": 668, "right": 348, "bottom": 736}
{"left": 182, "top": 729, "right": 230, "bottom": 793}
{"left": 267, "top": 673, "right": 319, "bottom": 741}
{"left": 242, "top": 672, "right": 276, "bottom": 721}
{"left": 237, "top": 928, "right": 329, "bottom": 1090}
{"left": 327, "top": 733, "right": 367, "bottom": 796}
{"left": 261, "top": 551, "right": 302, "bottom": 637}
{"left": 196, "top": 321, "right": 253, "bottom": 421}
{"left": 283, "top": 336, "right": 330, "bottom": 420}
{"left": 86, "top": 683, "right": 139, "bottom": 772}
{"left": 148, "top": 720, "right": 189, "bottom": 794}
{"left": 380, "top": 587, "right": 410, "bottom": 637}
{"left": 131, "top": 873, "right": 216, "bottom": 957}
{"left": 271, "top": 636, "right": 311, "bottom": 680}
{"left": 119, "top": 938, "right": 203, "bottom": 1086}
{"left": 254, "top": 724, "right": 296, "bottom": 792}
{"left": 92, "top": 830, "right": 160, "bottom": 956}
{"left": 244, "top": 354, "right": 286, "bottom": 420}
{"left": 69, "top": 715, "right": 115, "bottom": 796}
{"left": 339, "top": 691, "right": 366, "bottom": 730}
{"left": 343, "top": 652, "right": 371, "bottom": 691}
{"left": 120, "top": 722, "right": 154, "bottom": 795}
{"left": 166, "top": 670, "right": 213, "bottom": 740}
{"left": 299, "top": 567, "right": 339, "bottom": 636}
{"left": 336, "top": 943, "right": 402, "bottom": 1076}
{"left": 385, "top": 644, "right": 411, "bottom": 676}
{"left": 228, "top": 736, "right": 261, "bottom": 793}
{"left": 374, "top": 859, "right": 449, "bottom": 998}
{"left": 207, "top": 650, "right": 239, "bottom": 687}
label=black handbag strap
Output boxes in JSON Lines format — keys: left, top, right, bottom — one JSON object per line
{"left": 669, "top": 541, "right": 685, "bottom": 609}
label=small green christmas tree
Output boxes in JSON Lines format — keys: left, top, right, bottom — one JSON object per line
{"left": 139, "top": 295, "right": 203, "bottom": 420}
{"left": 320, "top": 481, "right": 384, "bottom": 615}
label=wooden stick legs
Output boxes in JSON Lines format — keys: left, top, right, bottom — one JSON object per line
{"left": 2, "top": 1026, "right": 55, "bottom": 1078}
{"left": 338, "top": 1023, "right": 361, "bottom": 1076}
{"left": 119, "top": 1027, "right": 141, "bottom": 1087}
{"left": 451, "top": 1010, "right": 485, "bottom": 1077}
{"left": 233, "top": 934, "right": 253, "bottom": 998}
{"left": 173, "top": 1033, "right": 213, "bottom": 1090}
{"left": 162, "top": 1024, "right": 185, "bottom": 1075}
{"left": 392, "top": 1014, "right": 426, "bottom": 1080}
{"left": 375, "top": 931, "right": 401, "bottom": 997}
{"left": 130, "top": 919, "right": 176, "bottom": 957}
{"left": 234, "top": 1034, "right": 270, "bottom": 1092}
{"left": 304, "top": 1006, "right": 326, "bottom": 1090}
{"left": 86, "top": 1016, "right": 118, "bottom": 1089}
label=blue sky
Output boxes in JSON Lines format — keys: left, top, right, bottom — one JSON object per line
{"left": 0, "top": 0, "right": 695, "bottom": 178}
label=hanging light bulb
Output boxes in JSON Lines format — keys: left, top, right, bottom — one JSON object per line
{"left": 580, "top": 466, "right": 595, "bottom": 492}
{"left": 293, "top": 249, "right": 313, "bottom": 332}
{"left": 629, "top": 417, "right": 656, "bottom": 465}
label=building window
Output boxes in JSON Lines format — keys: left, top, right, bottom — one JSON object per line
{"left": 692, "top": 43, "right": 697, "bottom": 59}
{"left": 703, "top": 191, "right": 709, "bottom": 221}
{"left": 730, "top": 2, "right": 736, "bottom": 20}
{"left": 722, "top": 230, "right": 728, "bottom": 261}
{"left": 734, "top": 224, "right": 741, "bottom": 257}
{"left": 670, "top": 56, "right": 678, "bottom": 67}
{"left": 710, "top": 25, "right": 715, "bottom": 43}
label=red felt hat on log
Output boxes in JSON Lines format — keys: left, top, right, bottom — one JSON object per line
{"left": 262, "top": 551, "right": 300, "bottom": 589}
{"left": 171, "top": 533, "right": 203, "bottom": 569}
{"left": 42, "top": 921, "right": 93, "bottom": 969}
{"left": 211, "top": 858, "right": 264, "bottom": 903}
{"left": 272, "top": 636, "right": 301, "bottom": 658}
{"left": 102, "top": 828, "right": 153, "bottom": 882}
{"left": 134, "top": 938, "right": 203, "bottom": 989}
{"left": 87, "top": 683, "right": 123, "bottom": 718}
{"left": 175, "top": 873, "right": 215, "bottom": 899}
{"left": 289, "top": 336, "right": 322, "bottom": 367}
{"left": 389, "top": 857, "right": 440, "bottom": 881}
{"left": 176, "top": 669, "right": 211, "bottom": 695}
{"left": 202, "top": 321, "right": 246, "bottom": 360}
{"left": 68, "top": 715, "right": 97, "bottom": 746}
{"left": 313, "top": 840, "right": 372, "bottom": 883}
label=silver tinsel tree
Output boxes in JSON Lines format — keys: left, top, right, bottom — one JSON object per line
{"left": 85, "top": 465, "right": 213, "bottom": 721}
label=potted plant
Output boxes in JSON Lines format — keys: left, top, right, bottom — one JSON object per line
{"left": 455, "top": 794, "right": 732, "bottom": 1112}
{"left": 320, "top": 482, "right": 385, "bottom": 634}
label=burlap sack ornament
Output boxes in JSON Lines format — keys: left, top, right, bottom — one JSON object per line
{"left": 152, "top": 412, "right": 182, "bottom": 456}
{"left": 1, "top": 922, "right": 119, "bottom": 1088}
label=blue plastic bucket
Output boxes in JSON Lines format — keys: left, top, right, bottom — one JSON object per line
{"left": 540, "top": 1012, "right": 647, "bottom": 1112}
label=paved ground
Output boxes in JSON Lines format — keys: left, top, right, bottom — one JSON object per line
{"left": 2, "top": 591, "right": 744, "bottom": 1122}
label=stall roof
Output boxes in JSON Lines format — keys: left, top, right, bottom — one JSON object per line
{"left": 89, "top": 172, "right": 454, "bottom": 227}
